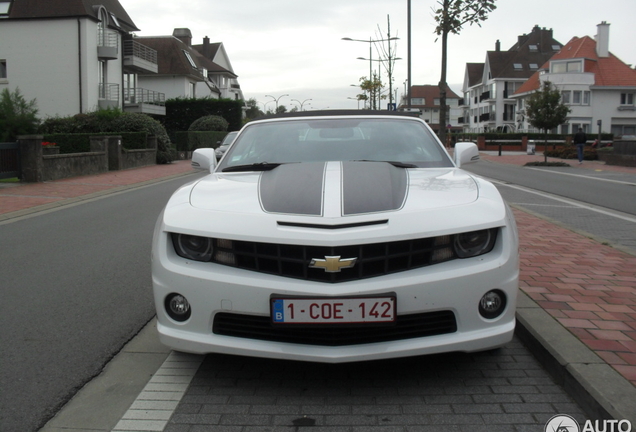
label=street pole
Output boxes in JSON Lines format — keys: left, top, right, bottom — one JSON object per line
{"left": 407, "top": 0, "right": 412, "bottom": 108}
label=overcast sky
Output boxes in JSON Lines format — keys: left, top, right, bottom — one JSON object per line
{"left": 118, "top": 0, "right": 636, "bottom": 111}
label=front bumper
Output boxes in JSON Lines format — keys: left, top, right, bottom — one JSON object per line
{"left": 151, "top": 225, "right": 519, "bottom": 363}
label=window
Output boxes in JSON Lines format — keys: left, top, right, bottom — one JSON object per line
{"left": 562, "top": 91, "right": 570, "bottom": 104}
{"left": 411, "top": 97, "right": 424, "bottom": 105}
{"left": 583, "top": 91, "right": 590, "bottom": 105}
{"left": 572, "top": 91, "right": 581, "bottom": 104}
{"left": 0, "top": 1, "right": 11, "bottom": 14}
{"left": 620, "top": 93, "right": 635, "bottom": 105}
{"left": 189, "top": 82, "right": 195, "bottom": 98}
{"left": 0, "top": 60, "right": 6, "bottom": 79}
{"left": 552, "top": 44, "right": 561, "bottom": 51}
{"left": 183, "top": 50, "right": 197, "bottom": 68}
{"left": 513, "top": 63, "right": 523, "bottom": 70}
{"left": 552, "top": 61, "right": 582, "bottom": 74}
{"left": 529, "top": 63, "right": 539, "bottom": 70}
{"left": 109, "top": 13, "right": 120, "bottom": 28}
{"left": 529, "top": 45, "right": 538, "bottom": 52}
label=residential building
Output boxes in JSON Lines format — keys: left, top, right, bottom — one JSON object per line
{"left": 461, "top": 25, "right": 563, "bottom": 132}
{"left": 0, "top": 0, "right": 165, "bottom": 118}
{"left": 136, "top": 29, "right": 243, "bottom": 102}
{"left": 512, "top": 22, "right": 636, "bottom": 138}
{"left": 398, "top": 85, "right": 462, "bottom": 133}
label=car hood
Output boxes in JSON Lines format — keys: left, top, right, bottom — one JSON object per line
{"left": 190, "top": 161, "right": 478, "bottom": 215}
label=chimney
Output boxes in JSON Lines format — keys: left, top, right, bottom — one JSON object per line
{"left": 495, "top": 40, "right": 500, "bottom": 52}
{"left": 203, "top": 36, "right": 210, "bottom": 57}
{"left": 173, "top": 28, "right": 192, "bottom": 47}
{"left": 595, "top": 22, "right": 610, "bottom": 57}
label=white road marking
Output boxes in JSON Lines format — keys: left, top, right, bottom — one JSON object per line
{"left": 525, "top": 167, "right": 636, "bottom": 186}
{"left": 112, "top": 351, "right": 204, "bottom": 432}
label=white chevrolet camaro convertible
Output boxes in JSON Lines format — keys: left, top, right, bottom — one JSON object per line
{"left": 152, "top": 111, "right": 519, "bottom": 363}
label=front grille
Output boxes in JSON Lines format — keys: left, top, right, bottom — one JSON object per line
{"left": 212, "top": 236, "right": 456, "bottom": 283}
{"left": 213, "top": 311, "right": 457, "bottom": 346}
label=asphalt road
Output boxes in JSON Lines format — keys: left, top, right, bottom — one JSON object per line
{"left": 464, "top": 159, "right": 636, "bottom": 254}
{"left": 0, "top": 175, "right": 200, "bottom": 432}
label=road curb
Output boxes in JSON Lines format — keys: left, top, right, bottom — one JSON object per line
{"left": 515, "top": 291, "right": 636, "bottom": 424}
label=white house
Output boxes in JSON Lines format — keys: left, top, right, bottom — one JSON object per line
{"left": 512, "top": 23, "right": 636, "bottom": 138}
{"left": 398, "top": 85, "right": 462, "bottom": 134}
{"left": 0, "top": 0, "right": 165, "bottom": 118}
{"left": 135, "top": 29, "right": 244, "bottom": 102}
{"left": 461, "top": 25, "right": 563, "bottom": 133}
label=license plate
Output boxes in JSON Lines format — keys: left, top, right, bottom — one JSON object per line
{"left": 271, "top": 296, "right": 395, "bottom": 324}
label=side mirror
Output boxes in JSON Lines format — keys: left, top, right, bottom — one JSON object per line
{"left": 454, "top": 142, "right": 480, "bottom": 167}
{"left": 191, "top": 148, "right": 217, "bottom": 173}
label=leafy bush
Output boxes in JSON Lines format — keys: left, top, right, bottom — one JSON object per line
{"left": 0, "top": 88, "right": 40, "bottom": 141}
{"left": 163, "top": 98, "right": 243, "bottom": 137}
{"left": 188, "top": 115, "right": 229, "bottom": 132}
{"left": 174, "top": 131, "right": 227, "bottom": 151}
{"left": 545, "top": 145, "right": 597, "bottom": 160}
{"left": 39, "top": 110, "right": 176, "bottom": 163}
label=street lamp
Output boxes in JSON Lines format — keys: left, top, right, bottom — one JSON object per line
{"left": 291, "top": 98, "right": 312, "bottom": 111}
{"left": 347, "top": 97, "right": 362, "bottom": 109}
{"left": 342, "top": 36, "right": 399, "bottom": 109}
{"left": 265, "top": 94, "right": 288, "bottom": 112}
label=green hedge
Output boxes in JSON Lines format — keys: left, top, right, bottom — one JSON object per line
{"left": 42, "top": 132, "right": 148, "bottom": 154}
{"left": 163, "top": 98, "right": 243, "bottom": 139}
{"left": 451, "top": 132, "right": 614, "bottom": 141}
{"left": 174, "top": 131, "right": 228, "bottom": 151}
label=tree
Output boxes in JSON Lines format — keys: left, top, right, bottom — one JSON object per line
{"left": 358, "top": 74, "right": 385, "bottom": 110}
{"left": 0, "top": 87, "right": 39, "bottom": 141}
{"left": 433, "top": 0, "right": 496, "bottom": 144}
{"left": 244, "top": 98, "right": 264, "bottom": 121}
{"left": 524, "top": 80, "right": 571, "bottom": 162}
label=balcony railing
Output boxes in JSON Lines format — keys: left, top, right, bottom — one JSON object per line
{"left": 124, "top": 88, "right": 165, "bottom": 106}
{"left": 98, "top": 29, "right": 119, "bottom": 59}
{"left": 99, "top": 83, "right": 119, "bottom": 101}
{"left": 123, "top": 40, "right": 157, "bottom": 64}
{"left": 479, "top": 91, "right": 490, "bottom": 102}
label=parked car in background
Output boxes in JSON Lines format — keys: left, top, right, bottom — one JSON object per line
{"left": 215, "top": 131, "right": 239, "bottom": 160}
{"left": 152, "top": 111, "right": 519, "bottom": 363}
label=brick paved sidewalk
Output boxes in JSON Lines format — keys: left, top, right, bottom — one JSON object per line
{"left": 514, "top": 210, "right": 636, "bottom": 387}
{"left": 0, "top": 160, "right": 195, "bottom": 216}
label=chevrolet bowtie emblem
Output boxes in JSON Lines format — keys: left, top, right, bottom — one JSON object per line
{"left": 309, "top": 256, "right": 357, "bottom": 273}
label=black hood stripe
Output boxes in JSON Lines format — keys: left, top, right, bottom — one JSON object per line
{"left": 259, "top": 162, "right": 326, "bottom": 215}
{"left": 341, "top": 161, "right": 408, "bottom": 215}
{"left": 259, "top": 161, "right": 408, "bottom": 216}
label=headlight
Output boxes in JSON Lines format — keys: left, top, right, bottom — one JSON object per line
{"left": 171, "top": 233, "right": 213, "bottom": 261}
{"left": 453, "top": 229, "right": 497, "bottom": 258}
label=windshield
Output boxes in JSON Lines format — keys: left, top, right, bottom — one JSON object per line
{"left": 217, "top": 117, "right": 453, "bottom": 171}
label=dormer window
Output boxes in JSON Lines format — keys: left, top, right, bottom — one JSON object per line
{"left": 551, "top": 60, "right": 582, "bottom": 74}
{"left": 109, "top": 13, "right": 120, "bottom": 28}
{"left": 183, "top": 50, "right": 197, "bottom": 68}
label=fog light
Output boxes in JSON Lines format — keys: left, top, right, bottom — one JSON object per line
{"left": 165, "top": 293, "right": 191, "bottom": 322}
{"left": 479, "top": 290, "right": 506, "bottom": 319}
